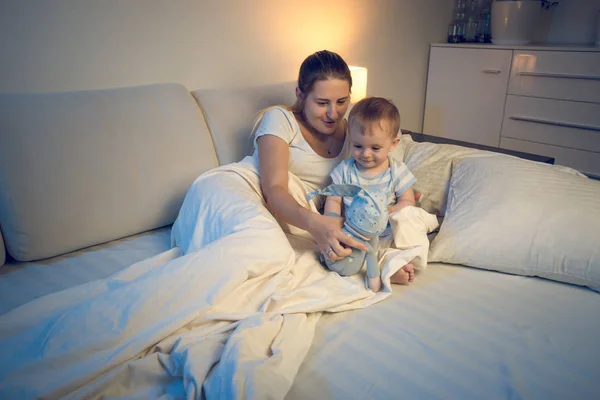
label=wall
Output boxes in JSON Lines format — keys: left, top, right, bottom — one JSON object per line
{"left": 0, "top": 0, "right": 454, "bottom": 132}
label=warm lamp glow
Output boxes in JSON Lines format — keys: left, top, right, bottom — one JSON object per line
{"left": 349, "top": 66, "right": 367, "bottom": 103}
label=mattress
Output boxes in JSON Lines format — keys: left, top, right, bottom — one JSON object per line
{"left": 0, "top": 227, "right": 172, "bottom": 316}
{"left": 288, "top": 263, "right": 600, "bottom": 399}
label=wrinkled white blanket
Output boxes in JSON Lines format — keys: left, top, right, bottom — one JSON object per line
{"left": 0, "top": 162, "right": 435, "bottom": 399}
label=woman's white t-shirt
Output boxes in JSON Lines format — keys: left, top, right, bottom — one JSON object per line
{"left": 247, "top": 106, "right": 350, "bottom": 193}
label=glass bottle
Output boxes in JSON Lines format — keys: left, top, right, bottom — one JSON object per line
{"left": 448, "top": 0, "right": 466, "bottom": 43}
{"left": 476, "top": 0, "right": 492, "bottom": 43}
{"left": 463, "top": 0, "right": 480, "bottom": 42}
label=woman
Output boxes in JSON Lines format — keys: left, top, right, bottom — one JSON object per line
{"left": 252, "top": 50, "right": 411, "bottom": 284}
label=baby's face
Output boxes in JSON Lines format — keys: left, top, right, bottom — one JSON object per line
{"left": 349, "top": 120, "right": 399, "bottom": 172}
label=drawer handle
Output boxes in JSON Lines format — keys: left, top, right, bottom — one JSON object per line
{"left": 482, "top": 69, "right": 501, "bottom": 74}
{"left": 509, "top": 116, "right": 600, "bottom": 132}
{"left": 516, "top": 71, "right": 600, "bottom": 81}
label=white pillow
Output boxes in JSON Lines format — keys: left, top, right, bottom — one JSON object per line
{"left": 0, "top": 84, "right": 218, "bottom": 262}
{"left": 429, "top": 156, "right": 600, "bottom": 291}
{"left": 394, "top": 134, "right": 586, "bottom": 217}
{"left": 393, "top": 134, "right": 491, "bottom": 216}
{"left": 192, "top": 82, "right": 297, "bottom": 165}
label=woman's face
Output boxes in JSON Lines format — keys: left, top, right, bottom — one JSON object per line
{"left": 299, "top": 78, "right": 350, "bottom": 135}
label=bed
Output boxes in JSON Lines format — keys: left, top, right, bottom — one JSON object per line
{"left": 0, "top": 82, "right": 598, "bottom": 399}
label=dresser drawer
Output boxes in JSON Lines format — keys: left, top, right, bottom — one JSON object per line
{"left": 508, "top": 51, "right": 600, "bottom": 104}
{"left": 501, "top": 95, "right": 600, "bottom": 153}
{"left": 500, "top": 137, "right": 600, "bottom": 177}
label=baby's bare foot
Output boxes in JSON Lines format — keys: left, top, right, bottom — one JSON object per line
{"left": 390, "top": 263, "right": 415, "bottom": 284}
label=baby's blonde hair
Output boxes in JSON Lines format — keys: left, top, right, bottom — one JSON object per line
{"left": 348, "top": 97, "right": 401, "bottom": 139}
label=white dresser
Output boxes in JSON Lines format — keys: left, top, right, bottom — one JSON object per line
{"left": 423, "top": 43, "right": 600, "bottom": 177}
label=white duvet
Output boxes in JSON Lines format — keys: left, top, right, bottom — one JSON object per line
{"left": 0, "top": 162, "right": 433, "bottom": 399}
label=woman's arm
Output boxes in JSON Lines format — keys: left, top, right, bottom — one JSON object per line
{"left": 257, "top": 135, "right": 366, "bottom": 259}
{"left": 388, "top": 187, "right": 416, "bottom": 214}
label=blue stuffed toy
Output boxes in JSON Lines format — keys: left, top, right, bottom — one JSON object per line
{"left": 307, "top": 184, "right": 388, "bottom": 291}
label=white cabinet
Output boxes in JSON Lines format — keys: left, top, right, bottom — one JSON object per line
{"left": 423, "top": 44, "right": 600, "bottom": 177}
{"left": 423, "top": 47, "right": 512, "bottom": 147}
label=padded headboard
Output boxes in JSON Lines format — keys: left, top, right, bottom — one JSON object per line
{"left": 0, "top": 83, "right": 218, "bottom": 262}
{"left": 192, "top": 81, "right": 297, "bottom": 165}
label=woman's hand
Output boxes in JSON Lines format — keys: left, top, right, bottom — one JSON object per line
{"left": 307, "top": 213, "right": 368, "bottom": 261}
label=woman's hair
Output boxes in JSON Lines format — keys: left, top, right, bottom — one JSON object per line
{"left": 251, "top": 50, "right": 352, "bottom": 138}
{"left": 291, "top": 50, "right": 352, "bottom": 113}
{"left": 348, "top": 97, "right": 401, "bottom": 138}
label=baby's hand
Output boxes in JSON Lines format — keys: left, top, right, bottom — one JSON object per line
{"left": 414, "top": 191, "right": 422, "bottom": 203}
{"left": 389, "top": 191, "right": 422, "bottom": 215}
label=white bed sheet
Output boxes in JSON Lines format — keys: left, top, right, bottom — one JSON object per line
{"left": 1, "top": 172, "right": 599, "bottom": 399}
{"left": 0, "top": 227, "right": 172, "bottom": 316}
{"left": 288, "top": 262, "right": 600, "bottom": 400}
{"left": 1, "top": 229, "right": 599, "bottom": 399}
